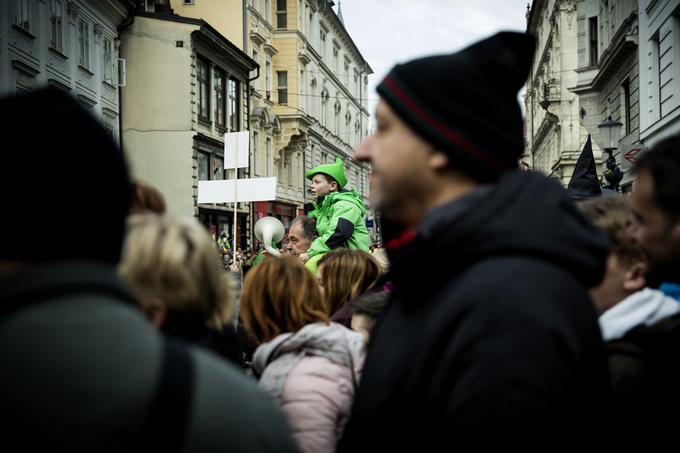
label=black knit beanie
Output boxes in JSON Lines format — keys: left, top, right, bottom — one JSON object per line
{"left": 377, "top": 31, "right": 536, "bottom": 182}
{"left": 0, "top": 88, "right": 132, "bottom": 264}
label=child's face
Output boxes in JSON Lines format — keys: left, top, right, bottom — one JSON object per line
{"left": 310, "top": 174, "right": 336, "bottom": 199}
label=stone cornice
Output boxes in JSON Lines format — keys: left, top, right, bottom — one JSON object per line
{"left": 531, "top": 112, "right": 559, "bottom": 155}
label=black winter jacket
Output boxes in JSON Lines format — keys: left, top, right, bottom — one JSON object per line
{"left": 339, "top": 171, "right": 610, "bottom": 450}
{"left": 606, "top": 311, "right": 680, "bottom": 447}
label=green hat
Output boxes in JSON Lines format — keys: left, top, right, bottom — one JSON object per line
{"left": 305, "top": 157, "right": 347, "bottom": 188}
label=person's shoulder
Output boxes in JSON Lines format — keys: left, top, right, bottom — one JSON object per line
{"left": 281, "top": 355, "right": 355, "bottom": 404}
{"left": 190, "top": 348, "right": 270, "bottom": 405}
{"left": 289, "top": 355, "right": 350, "bottom": 381}
{"left": 455, "top": 256, "right": 582, "bottom": 295}
{"left": 432, "top": 256, "right": 590, "bottom": 322}
{"left": 330, "top": 193, "right": 362, "bottom": 209}
{"left": 187, "top": 348, "right": 299, "bottom": 451}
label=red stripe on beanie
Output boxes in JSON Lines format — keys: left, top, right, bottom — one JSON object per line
{"left": 383, "top": 75, "right": 504, "bottom": 171}
{"left": 386, "top": 229, "right": 417, "bottom": 251}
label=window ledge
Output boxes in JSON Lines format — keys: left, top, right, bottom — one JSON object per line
{"left": 78, "top": 65, "right": 95, "bottom": 77}
{"left": 12, "top": 24, "right": 36, "bottom": 40}
{"left": 102, "top": 79, "right": 116, "bottom": 89}
{"left": 48, "top": 47, "right": 68, "bottom": 60}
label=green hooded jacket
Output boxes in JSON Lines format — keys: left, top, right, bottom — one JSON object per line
{"left": 307, "top": 188, "right": 370, "bottom": 257}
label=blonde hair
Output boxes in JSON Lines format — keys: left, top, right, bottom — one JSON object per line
{"left": 119, "top": 214, "right": 234, "bottom": 330}
{"left": 371, "top": 248, "right": 390, "bottom": 273}
{"left": 317, "top": 249, "right": 381, "bottom": 315}
{"left": 240, "top": 255, "right": 328, "bottom": 343}
{"left": 577, "top": 196, "right": 645, "bottom": 268}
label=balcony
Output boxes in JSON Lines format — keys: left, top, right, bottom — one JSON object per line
{"left": 298, "top": 44, "right": 311, "bottom": 65}
{"left": 263, "top": 40, "right": 278, "bottom": 56}
{"left": 250, "top": 26, "right": 266, "bottom": 46}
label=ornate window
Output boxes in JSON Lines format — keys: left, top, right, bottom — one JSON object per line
{"left": 214, "top": 68, "right": 226, "bottom": 127}
{"left": 228, "top": 78, "right": 240, "bottom": 131}
{"left": 277, "top": 71, "right": 288, "bottom": 104}
{"left": 197, "top": 58, "right": 210, "bottom": 121}
{"left": 276, "top": 0, "right": 287, "bottom": 28}
{"left": 50, "top": 0, "right": 63, "bottom": 51}
{"left": 78, "top": 20, "right": 90, "bottom": 69}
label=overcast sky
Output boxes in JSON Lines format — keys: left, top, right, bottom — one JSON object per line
{"left": 338, "top": 0, "right": 531, "bottom": 122}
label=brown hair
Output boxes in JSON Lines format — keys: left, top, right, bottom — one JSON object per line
{"left": 130, "top": 180, "right": 166, "bottom": 215}
{"left": 240, "top": 255, "right": 329, "bottom": 343}
{"left": 317, "top": 249, "right": 381, "bottom": 315}
{"left": 577, "top": 196, "right": 645, "bottom": 267}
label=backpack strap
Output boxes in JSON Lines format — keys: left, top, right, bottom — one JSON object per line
{"left": 134, "top": 338, "right": 195, "bottom": 452}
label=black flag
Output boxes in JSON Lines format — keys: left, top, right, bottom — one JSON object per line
{"left": 567, "top": 135, "right": 602, "bottom": 200}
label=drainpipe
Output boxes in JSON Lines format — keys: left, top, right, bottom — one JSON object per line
{"left": 246, "top": 65, "right": 260, "bottom": 247}
{"left": 242, "top": 0, "right": 247, "bottom": 53}
{"left": 358, "top": 65, "right": 369, "bottom": 226}
{"left": 116, "top": 2, "right": 136, "bottom": 148}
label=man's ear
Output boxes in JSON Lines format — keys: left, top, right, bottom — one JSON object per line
{"left": 671, "top": 220, "right": 680, "bottom": 243}
{"left": 428, "top": 151, "right": 449, "bottom": 171}
{"left": 623, "top": 260, "right": 647, "bottom": 292}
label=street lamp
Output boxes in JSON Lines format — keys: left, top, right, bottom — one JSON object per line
{"left": 597, "top": 115, "right": 623, "bottom": 191}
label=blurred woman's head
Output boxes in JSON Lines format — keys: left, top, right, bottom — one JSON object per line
{"left": 129, "top": 180, "right": 166, "bottom": 215}
{"left": 119, "top": 214, "right": 234, "bottom": 332}
{"left": 240, "top": 256, "right": 329, "bottom": 343}
{"left": 317, "top": 249, "right": 381, "bottom": 315}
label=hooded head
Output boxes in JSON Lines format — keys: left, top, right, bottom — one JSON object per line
{"left": 305, "top": 157, "right": 347, "bottom": 189}
{"left": 0, "top": 88, "right": 132, "bottom": 264}
{"left": 375, "top": 32, "right": 536, "bottom": 183}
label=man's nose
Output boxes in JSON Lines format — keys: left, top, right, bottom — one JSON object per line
{"left": 354, "top": 135, "right": 374, "bottom": 162}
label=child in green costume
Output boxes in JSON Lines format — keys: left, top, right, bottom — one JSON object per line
{"left": 300, "top": 158, "right": 370, "bottom": 263}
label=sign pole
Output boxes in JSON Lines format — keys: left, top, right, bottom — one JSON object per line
{"left": 233, "top": 135, "right": 239, "bottom": 266}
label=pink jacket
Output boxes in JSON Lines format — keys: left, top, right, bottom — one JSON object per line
{"left": 253, "top": 323, "right": 365, "bottom": 453}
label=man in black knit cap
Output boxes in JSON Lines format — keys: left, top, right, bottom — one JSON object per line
{"left": 0, "top": 88, "right": 298, "bottom": 453}
{"left": 339, "top": 32, "right": 610, "bottom": 450}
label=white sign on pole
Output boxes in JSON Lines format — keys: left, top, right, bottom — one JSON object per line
{"left": 198, "top": 177, "right": 277, "bottom": 204}
{"left": 224, "top": 131, "right": 250, "bottom": 169}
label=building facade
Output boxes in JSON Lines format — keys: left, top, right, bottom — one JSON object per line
{"left": 638, "top": 0, "right": 680, "bottom": 148}
{"left": 525, "top": 0, "right": 588, "bottom": 185}
{"left": 248, "top": 0, "right": 374, "bottom": 235}
{"left": 120, "top": 11, "right": 257, "bottom": 247}
{"left": 146, "top": 0, "right": 374, "bottom": 241}
{"left": 0, "top": 0, "right": 133, "bottom": 138}
{"left": 571, "top": 0, "right": 640, "bottom": 191}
